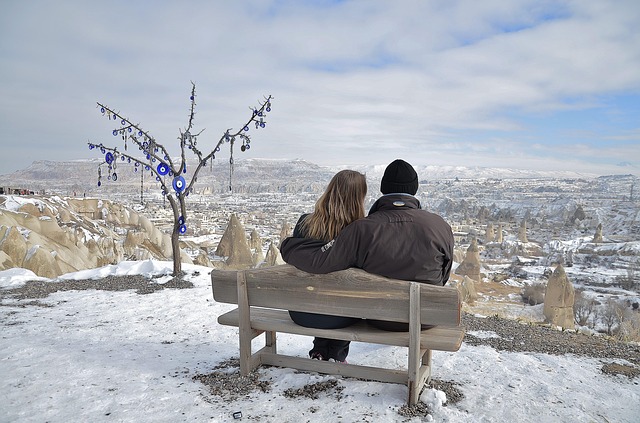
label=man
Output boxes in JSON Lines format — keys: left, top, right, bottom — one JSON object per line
{"left": 280, "top": 159, "right": 454, "bottom": 343}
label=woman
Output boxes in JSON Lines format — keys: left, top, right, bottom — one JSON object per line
{"left": 287, "top": 169, "right": 367, "bottom": 363}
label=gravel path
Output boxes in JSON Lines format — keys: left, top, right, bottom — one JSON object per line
{"left": 0, "top": 274, "right": 194, "bottom": 302}
{"left": 462, "top": 313, "right": 640, "bottom": 368}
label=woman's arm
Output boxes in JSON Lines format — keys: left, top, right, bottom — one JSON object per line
{"left": 279, "top": 223, "right": 360, "bottom": 274}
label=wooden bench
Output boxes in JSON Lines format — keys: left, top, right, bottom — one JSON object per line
{"left": 210, "top": 264, "right": 464, "bottom": 405}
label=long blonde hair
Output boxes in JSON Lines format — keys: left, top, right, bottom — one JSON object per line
{"left": 300, "top": 170, "right": 367, "bottom": 241}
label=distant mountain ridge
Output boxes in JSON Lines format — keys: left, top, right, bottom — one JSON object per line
{"left": 0, "top": 158, "right": 604, "bottom": 195}
{"left": 326, "top": 163, "right": 601, "bottom": 181}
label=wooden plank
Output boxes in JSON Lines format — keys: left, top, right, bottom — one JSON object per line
{"left": 414, "top": 354, "right": 432, "bottom": 403}
{"left": 218, "top": 307, "right": 464, "bottom": 352}
{"left": 259, "top": 352, "right": 409, "bottom": 384}
{"left": 408, "top": 283, "right": 422, "bottom": 405}
{"left": 237, "top": 271, "right": 253, "bottom": 375}
{"left": 212, "top": 264, "right": 461, "bottom": 326}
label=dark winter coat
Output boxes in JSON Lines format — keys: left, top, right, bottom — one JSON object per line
{"left": 280, "top": 194, "right": 454, "bottom": 286}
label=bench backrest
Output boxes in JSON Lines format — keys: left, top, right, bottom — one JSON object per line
{"left": 211, "top": 264, "right": 461, "bottom": 327}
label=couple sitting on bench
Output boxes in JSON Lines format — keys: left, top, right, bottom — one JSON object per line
{"left": 279, "top": 159, "right": 454, "bottom": 363}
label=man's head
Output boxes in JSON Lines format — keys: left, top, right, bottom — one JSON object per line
{"left": 380, "top": 159, "right": 418, "bottom": 195}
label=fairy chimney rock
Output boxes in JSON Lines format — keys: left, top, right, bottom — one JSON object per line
{"left": 485, "top": 223, "right": 495, "bottom": 243}
{"left": 263, "top": 241, "right": 285, "bottom": 267}
{"left": 593, "top": 223, "right": 603, "bottom": 243}
{"left": 215, "top": 214, "right": 237, "bottom": 257}
{"left": 219, "top": 214, "right": 253, "bottom": 270}
{"left": 457, "top": 276, "right": 478, "bottom": 305}
{"left": 249, "top": 229, "right": 262, "bottom": 251}
{"left": 518, "top": 220, "right": 528, "bottom": 243}
{"left": 543, "top": 264, "right": 575, "bottom": 329}
{"left": 455, "top": 238, "right": 482, "bottom": 282}
{"left": 279, "top": 221, "right": 292, "bottom": 245}
{"left": 495, "top": 224, "right": 503, "bottom": 243}
{"left": 573, "top": 205, "right": 586, "bottom": 222}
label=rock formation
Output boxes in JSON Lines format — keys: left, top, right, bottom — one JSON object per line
{"left": 0, "top": 196, "right": 187, "bottom": 278}
{"left": 593, "top": 223, "right": 603, "bottom": 243}
{"left": 495, "top": 224, "right": 503, "bottom": 243}
{"left": 518, "top": 220, "right": 528, "bottom": 243}
{"left": 263, "top": 241, "right": 285, "bottom": 267}
{"left": 543, "top": 264, "right": 575, "bottom": 329}
{"left": 452, "top": 248, "right": 466, "bottom": 265}
{"left": 193, "top": 251, "right": 212, "bottom": 267}
{"left": 22, "top": 245, "right": 61, "bottom": 279}
{"left": 249, "top": 229, "right": 264, "bottom": 266}
{"left": 485, "top": 223, "right": 495, "bottom": 243}
{"left": 279, "top": 221, "right": 292, "bottom": 244}
{"left": 572, "top": 205, "right": 586, "bottom": 223}
{"left": 217, "top": 214, "right": 254, "bottom": 270}
{"left": 455, "top": 238, "right": 482, "bottom": 282}
{"left": 249, "top": 229, "right": 262, "bottom": 251}
{"left": 214, "top": 214, "right": 236, "bottom": 257}
{"left": 457, "top": 275, "right": 478, "bottom": 305}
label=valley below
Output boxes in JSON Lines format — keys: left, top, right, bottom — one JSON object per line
{"left": 1, "top": 158, "right": 639, "bottom": 339}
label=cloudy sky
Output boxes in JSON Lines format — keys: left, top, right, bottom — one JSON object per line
{"left": 1, "top": 0, "right": 639, "bottom": 176}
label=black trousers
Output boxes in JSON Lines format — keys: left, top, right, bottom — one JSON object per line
{"left": 288, "top": 312, "right": 433, "bottom": 362}
{"left": 289, "top": 311, "right": 357, "bottom": 361}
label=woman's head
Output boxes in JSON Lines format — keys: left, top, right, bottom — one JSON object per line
{"left": 302, "top": 170, "right": 367, "bottom": 241}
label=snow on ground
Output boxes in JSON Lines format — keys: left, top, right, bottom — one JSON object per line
{"left": 1, "top": 261, "right": 639, "bottom": 422}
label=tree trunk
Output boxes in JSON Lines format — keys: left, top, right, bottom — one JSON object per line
{"left": 171, "top": 225, "right": 181, "bottom": 276}
{"left": 167, "top": 195, "right": 182, "bottom": 276}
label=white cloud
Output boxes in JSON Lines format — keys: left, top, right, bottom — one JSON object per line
{"left": 0, "top": 0, "right": 638, "bottom": 176}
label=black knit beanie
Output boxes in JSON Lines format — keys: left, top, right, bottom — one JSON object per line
{"left": 380, "top": 159, "right": 418, "bottom": 195}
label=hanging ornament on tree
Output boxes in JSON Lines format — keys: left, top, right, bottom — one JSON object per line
{"left": 172, "top": 176, "right": 186, "bottom": 193}
{"left": 157, "top": 163, "right": 169, "bottom": 176}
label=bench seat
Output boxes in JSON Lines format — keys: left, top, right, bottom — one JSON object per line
{"left": 218, "top": 307, "right": 464, "bottom": 351}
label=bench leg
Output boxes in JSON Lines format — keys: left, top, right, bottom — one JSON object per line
{"left": 252, "top": 330, "right": 278, "bottom": 368}
{"left": 422, "top": 349, "right": 432, "bottom": 371}
{"left": 408, "top": 283, "right": 422, "bottom": 405}
{"left": 408, "top": 349, "right": 433, "bottom": 405}
{"left": 239, "top": 325, "right": 254, "bottom": 375}
{"left": 265, "top": 330, "right": 277, "bottom": 354}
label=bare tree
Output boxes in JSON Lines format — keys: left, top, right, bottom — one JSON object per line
{"left": 573, "top": 289, "right": 595, "bottom": 326}
{"left": 601, "top": 298, "right": 623, "bottom": 336}
{"left": 615, "top": 259, "right": 639, "bottom": 292}
{"left": 88, "top": 83, "right": 273, "bottom": 276}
